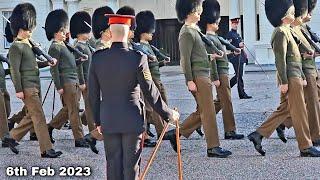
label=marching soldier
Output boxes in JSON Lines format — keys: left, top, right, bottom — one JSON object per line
{"left": 92, "top": 6, "right": 114, "bottom": 50}
{"left": 0, "top": 55, "right": 10, "bottom": 147}
{"left": 226, "top": 18, "right": 252, "bottom": 99}
{"left": 44, "top": 9, "right": 89, "bottom": 148}
{"left": 135, "top": 10, "right": 172, "bottom": 144}
{"left": 166, "top": 0, "right": 232, "bottom": 158}
{"left": 2, "top": 3, "right": 62, "bottom": 158}
{"left": 70, "top": 11, "right": 96, "bottom": 133}
{"left": 198, "top": 0, "right": 244, "bottom": 140}
{"left": 88, "top": 14, "right": 179, "bottom": 179}
{"left": 248, "top": 0, "right": 320, "bottom": 157}
{"left": 83, "top": 5, "right": 115, "bottom": 154}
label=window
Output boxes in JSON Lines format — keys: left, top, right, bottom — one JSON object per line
{"left": 2, "top": 11, "right": 12, "bottom": 49}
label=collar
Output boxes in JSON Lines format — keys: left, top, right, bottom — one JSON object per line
{"left": 111, "top": 42, "right": 128, "bottom": 49}
{"left": 206, "top": 31, "right": 217, "bottom": 35}
{"left": 140, "top": 40, "right": 149, "bottom": 44}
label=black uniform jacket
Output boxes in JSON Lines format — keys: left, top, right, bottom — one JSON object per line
{"left": 88, "top": 42, "right": 172, "bottom": 134}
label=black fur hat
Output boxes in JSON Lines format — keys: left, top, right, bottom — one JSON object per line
{"left": 45, "top": 9, "right": 69, "bottom": 41}
{"left": 308, "top": 0, "right": 317, "bottom": 13}
{"left": 5, "top": 18, "right": 14, "bottom": 43}
{"left": 199, "top": 0, "right": 220, "bottom": 32}
{"left": 135, "top": 11, "right": 156, "bottom": 39}
{"left": 116, "top": 6, "right": 136, "bottom": 30}
{"left": 92, "top": 6, "right": 114, "bottom": 39}
{"left": 176, "top": 0, "right": 203, "bottom": 22}
{"left": 10, "top": 3, "right": 36, "bottom": 37}
{"left": 70, "top": 11, "right": 91, "bottom": 39}
{"left": 293, "top": 0, "right": 308, "bottom": 17}
{"left": 265, "top": 0, "right": 293, "bottom": 27}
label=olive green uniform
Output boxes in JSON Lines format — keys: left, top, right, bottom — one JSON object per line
{"left": 0, "top": 62, "right": 10, "bottom": 139}
{"left": 8, "top": 38, "right": 52, "bottom": 153}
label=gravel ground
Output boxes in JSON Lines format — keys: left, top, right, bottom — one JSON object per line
{"left": 1, "top": 66, "right": 319, "bottom": 179}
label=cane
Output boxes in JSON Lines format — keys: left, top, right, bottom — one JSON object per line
{"left": 140, "top": 112, "right": 182, "bottom": 180}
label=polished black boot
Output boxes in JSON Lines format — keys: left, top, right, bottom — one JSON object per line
{"left": 196, "top": 128, "right": 204, "bottom": 137}
{"left": 146, "top": 123, "right": 155, "bottom": 138}
{"left": 225, "top": 131, "right": 244, "bottom": 140}
{"left": 312, "top": 139, "right": 320, "bottom": 147}
{"left": 276, "top": 124, "right": 287, "bottom": 143}
{"left": 143, "top": 139, "right": 156, "bottom": 148}
{"left": 248, "top": 131, "right": 265, "bottom": 156}
{"left": 164, "top": 129, "right": 179, "bottom": 152}
{"left": 8, "top": 122, "right": 15, "bottom": 131}
{"left": 239, "top": 93, "right": 252, "bottom": 99}
{"left": 29, "top": 133, "right": 38, "bottom": 141}
{"left": 207, "top": 147, "right": 232, "bottom": 158}
{"left": 47, "top": 125, "right": 55, "bottom": 144}
{"left": 75, "top": 138, "right": 89, "bottom": 148}
{"left": 41, "top": 149, "right": 63, "bottom": 158}
{"left": 2, "top": 136, "right": 19, "bottom": 154}
{"left": 300, "top": 147, "right": 320, "bottom": 157}
{"left": 84, "top": 134, "right": 99, "bottom": 154}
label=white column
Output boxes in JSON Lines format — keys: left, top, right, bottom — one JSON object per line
{"left": 242, "top": 0, "right": 257, "bottom": 63}
{"left": 51, "top": 0, "right": 64, "bottom": 10}
{"left": 66, "top": 0, "right": 80, "bottom": 18}
{"left": 107, "top": 0, "right": 120, "bottom": 12}
{"left": 229, "top": 0, "right": 240, "bottom": 20}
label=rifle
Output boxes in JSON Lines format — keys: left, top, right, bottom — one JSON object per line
{"left": 150, "top": 45, "right": 170, "bottom": 63}
{"left": 29, "top": 39, "right": 55, "bottom": 64}
{"left": 197, "top": 31, "right": 223, "bottom": 56}
{"left": 217, "top": 36, "right": 241, "bottom": 53}
{"left": 301, "top": 29, "right": 320, "bottom": 53}
{"left": 0, "top": 54, "right": 10, "bottom": 66}
{"left": 306, "top": 25, "right": 320, "bottom": 43}
{"left": 131, "top": 41, "right": 157, "bottom": 61}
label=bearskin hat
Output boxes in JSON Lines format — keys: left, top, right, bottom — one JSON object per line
{"left": 5, "top": 18, "right": 14, "bottom": 43}
{"left": 293, "top": 0, "right": 308, "bottom": 17}
{"left": 116, "top": 6, "right": 136, "bottom": 30}
{"left": 308, "top": 0, "right": 317, "bottom": 13}
{"left": 176, "top": 0, "right": 203, "bottom": 22}
{"left": 70, "top": 11, "right": 91, "bottom": 39}
{"left": 44, "top": 9, "right": 69, "bottom": 41}
{"left": 92, "top": 6, "right": 114, "bottom": 39}
{"left": 135, "top": 11, "right": 156, "bottom": 39}
{"left": 265, "top": 0, "right": 293, "bottom": 27}
{"left": 10, "top": 3, "right": 36, "bottom": 37}
{"left": 199, "top": 0, "right": 220, "bottom": 32}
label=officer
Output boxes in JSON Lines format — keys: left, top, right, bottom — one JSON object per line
{"left": 226, "top": 18, "right": 252, "bottom": 99}
{"left": 88, "top": 14, "right": 179, "bottom": 180}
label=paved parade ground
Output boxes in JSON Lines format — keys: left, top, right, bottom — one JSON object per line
{"left": 1, "top": 65, "right": 320, "bottom": 179}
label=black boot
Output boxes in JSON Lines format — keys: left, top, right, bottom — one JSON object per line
{"left": 164, "top": 129, "right": 179, "bottom": 152}
{"left": 8, "top": 122, "right": 15, "bottom": 131}
{"left": 239, "top": 93, "right": 252, "bottom": 99}
{"left": 1, "top": 142, "right": 8, "bottom": 148}
{"left": 276, "top": 124, "right": 287, "bottom": 143}
{"left": 84, "top": 134, "right": 99, "bottom": 154}
{"left": 2, "top": 136, "right": 19, "bottom": 154}
{"left": 75, "top": 138, "right": 89, "bottom": 148}
{"left": 300, "top": 147, "right": 320, "bottom": 157}
{"left": 248, "top": 131, "right": 265, "bottom": 156}
{"left": 41, "top": 149, "right": 63, "bottom": 158}
{"left": 47, "top": 125, "right": 55, "bottom": 144}
{"left": 29, "top": 133, "right": 38, "bottom": 141}
{"left": 143, "top": 139, "right": 156, "bottom": 148}
{"left": 196, "top": 128, "right": 204, "bottom": 137}
{"left": 207, "top": 147, "right": 232, "bottom": 158}
{"left": 312, "top": 139, "right": 320, "bottom": 147}
{"left": 146, "top": 123, "right": 155, "bottom": 138}
{"left": 225, "top": 131, "right": 244, "bottom": 140}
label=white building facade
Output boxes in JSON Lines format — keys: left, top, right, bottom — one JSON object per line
{"left": 0, "top": 0, "right": 320, "bottom": 64}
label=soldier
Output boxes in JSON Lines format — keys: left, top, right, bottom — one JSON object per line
{"left": 166, "top": 0, "right": 232, "bottom": 158}
{"left": 2, "top": 3, "right": 62, "bottom": 158}
{"left": 92, "top": 6, "right": 114, "bottom": 50}
{"left": 0, "top": 54, "right": 10, "bottom": 148}
{"left": 70, "top": 11, "right": 96, "bottom": 134}
{"left": 247, "top": 0, "right": 320, "bottom": 157}
{"left": 88, "top": 14, "right": 179, "bottom": 180}
{"left": 44, "top": 9, "right": 89, "bottom": 148}
{"left": 198, "top": 0, "right": 244, "bottom": 140}
{"left": 135, "top": 10, "right": 172, "bottom": 144}
{"left": 83, "top": 6, "right": 115, "bottom": 154}
{"left": 226, "top": 18, "right": 252, "bottom": 99}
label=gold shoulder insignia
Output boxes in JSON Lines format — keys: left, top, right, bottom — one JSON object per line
{"left": 143, "top": 70, "right": 152, "bottom": 81}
